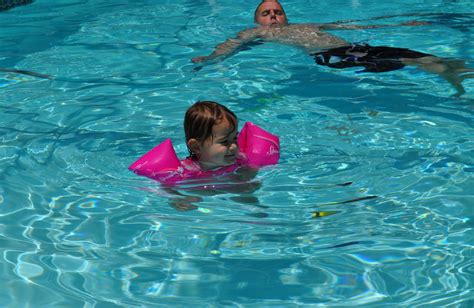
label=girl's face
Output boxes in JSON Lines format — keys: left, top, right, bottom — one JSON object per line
{"left": 196, "top": 118, "right": 239, "bottom": 170}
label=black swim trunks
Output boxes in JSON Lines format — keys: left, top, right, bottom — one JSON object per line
{"left": 312, "top": 45, "right": 432, "bottom": 73}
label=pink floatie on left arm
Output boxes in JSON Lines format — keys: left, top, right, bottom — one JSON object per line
{"left": 238, "top": 122, "right": 280, "bottom": 166}
{"left": 128, "top": 138, "right": 182, "bottom": 182}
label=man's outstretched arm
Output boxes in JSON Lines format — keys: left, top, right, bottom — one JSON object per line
{"left": 192, "top": 28, "right": 261, "bottom": 64}
{"left": 319, "top": 21, "right": 430, "bottom": 31}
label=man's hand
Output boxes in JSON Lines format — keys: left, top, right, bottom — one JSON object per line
{"left": 192, "top": 56, "right": 209, "bottom": 63}
{"left": 401, "top": 21, "right": 431, "bottom": 26}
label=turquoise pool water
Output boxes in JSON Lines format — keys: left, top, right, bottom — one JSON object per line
{"left": 1, "top": 0, "right": 473, "bottom": 306}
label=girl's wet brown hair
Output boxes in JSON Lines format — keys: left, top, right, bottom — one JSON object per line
{"left": 184, "top": 101, "right": 237, "bottom": 158}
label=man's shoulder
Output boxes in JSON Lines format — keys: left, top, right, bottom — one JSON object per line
{"left": 237, "top": 26, "right": 262, "bottom": 35}
{"left": 235, "top": 26, "right": 268, "bottom": 40}
{"left": 287, "top": 23, "right": 321, "bottom": 29}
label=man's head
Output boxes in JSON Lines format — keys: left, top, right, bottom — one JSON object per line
{"left": 254, "top": 0, "right": 288, "bottom": 26}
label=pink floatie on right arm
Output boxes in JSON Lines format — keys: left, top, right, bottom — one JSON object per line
{"left": 238, "top": 122, "right": 280, "bottom": 166}
{"left": 128, "top": 138, "right": 182, "bottom": 182}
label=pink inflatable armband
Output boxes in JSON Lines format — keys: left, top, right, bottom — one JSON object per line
{"left": 128, "top": 138, "right": 185, "bottom": 183}
{"left": 238, "top": 122, "right": 280, "bottom": 167}
{"left": 129, "top": 122, "right": 280, "bottom": 183}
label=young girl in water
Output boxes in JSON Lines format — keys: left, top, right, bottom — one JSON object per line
{"left": 129, "top": 100, "right": 279, "bottom": 184}
{"left": 129, "top": 100, "right": 279, "bottom": 212}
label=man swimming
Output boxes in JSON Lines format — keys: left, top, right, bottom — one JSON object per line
{"left": 192, "top": 0, "right": 473, "bottom": 96}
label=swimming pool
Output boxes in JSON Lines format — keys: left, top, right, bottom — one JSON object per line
{"left": 1, "top": 0, "right": 473, "bottom": 306}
